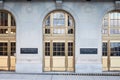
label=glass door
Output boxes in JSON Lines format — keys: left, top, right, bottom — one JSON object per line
{"left": 43, "top": 11, "right": 75, "bottom": 72}
{"left": 0, "top": 11, "right": 16, "bottom": 71}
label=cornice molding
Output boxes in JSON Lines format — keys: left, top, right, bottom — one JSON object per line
{"left": 55, "top": 0, "right": 63, "bottom": 9}
{"left": 115, "top": 1, "right": 120, "bottom": 9}
{"left": 0, "top": 0, "right": 3, "bottom": 9}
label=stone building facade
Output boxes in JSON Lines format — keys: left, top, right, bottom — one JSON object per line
{"left": 0, "top": 0, "right": 120, "bottom": 73}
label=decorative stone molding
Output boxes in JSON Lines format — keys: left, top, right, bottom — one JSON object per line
{"left": 0, "top": 0, "right": 3, "bottom": 9}
{"left": 55, "top": 0, "right": 63, "bottom": 9}
{"left": 115, "top": 1, "right": 120, "bottom": 9}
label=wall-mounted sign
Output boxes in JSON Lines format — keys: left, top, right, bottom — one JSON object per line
{"left": 80, "top": 48, "right": 97, "bottom": 54}
{"left": 21, "top": 48, "right": 38, "bottom": 54}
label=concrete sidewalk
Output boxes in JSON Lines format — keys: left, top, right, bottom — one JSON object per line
{"left": 0, "top": 72, "right": 120, "bottom": 80}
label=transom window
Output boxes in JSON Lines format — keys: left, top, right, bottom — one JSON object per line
{"left": 44, "top": 11, "right": 74, "bottom": 35}
{"left": 53, "top": 12, "right": 65, "bottom": 26}
{"left": 102, "top": 11, "right": 120, "bottom": 34}
{"left": 0, "top": 12, "right": 8, "bottom": 26}
{"left": 0, "top": 11, "right": 16, "bottom": 34}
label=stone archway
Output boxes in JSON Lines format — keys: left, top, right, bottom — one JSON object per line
{"left": 0, "top": 10, "right": 16, "bottom": 71}
{"left": 102, "top": 10, "right": 120, "bottom": 71}
{"left": 43, "top": 10, "right": 75, "bottom": 72}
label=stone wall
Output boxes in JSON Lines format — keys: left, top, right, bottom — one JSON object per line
{"left": 0, "top": 1, "right": 115, "bottom": 73}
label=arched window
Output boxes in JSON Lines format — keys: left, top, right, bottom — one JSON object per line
{"left": 0, "top": 11, "right": 16, "bottom": 71}
{"left": 102, "top": 11, "right": 120, "bottom": 35}
{"left": 102, "top": 11, "right": 120, "bottom": 71}
{"left": 44, "top": 11, "right": 74, "bottom": 35}
{"left": 43, "top": 11, "right": 75, "bottom": 72}
{"left": 0, "top": 11, "right": 16, "bottom": 34}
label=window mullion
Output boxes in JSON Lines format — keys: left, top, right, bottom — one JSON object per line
{"left": 51, "top": 13, "right": 53, "bottom": 35}
{"left": 65, "top": 41, "right": 68, "bottom": 71}
{"left": 50, "top": 40, "right": 53, "bottom": 71}
{"left": 8, "top": 13, "right": 11, "bottom": 35}
{"left": 65, "top": 13, "right": 68, "bottom": 35}
{"left": 108, "top": 13, "right": 111, "bottom": 36}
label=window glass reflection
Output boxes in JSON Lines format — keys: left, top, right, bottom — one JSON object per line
{"left": 11, "top": 42, "right": 16, "bottom": 56}
{"left": 110, "top": 29, "right": 120, "bottom": 34}
{"left": 110, "top": 42, "right": 120, "bottom": 56}
{"left": 53, "top": 29, "right": 65, "bottom": 34}
{"left": 110, "top": 12, "right": 120, "bottom": 28}
{"left": 68, "top": 29, "right": 73, "bottom": 34}
{"left": 0, "top": 12, "right": 8, "bottom": 26}
{"left": 0, "top": 43, "right": 8, "bottom": 56}
{"left": 102, "top": 43, "right": 107, "bottom": 56}
{"left": 45, "top": 42, "right": 50, "bottom": 56}
{"left": 44, "top": 11, "right": 74, "bottom": 35}
{"left": 0, "top": 29, "right": 8, "bottom": 34}
{"left": 104, "top": 19, "right": 108, "bottom": 27}
{"left": 102, "top": 29, "right": 108, "bottom": 34}
{"left": 11, "top": 16, "right": 16, "bottom": 26}
{"left": 114, "top": 12, "right": 118, "bottom": 19}
{"left": 53, "top": 42, "right": 65, "bottom": 56}
{"left": 11, "top": 29, "right": 16, "bottom": 34}
{"left": 45, "top": 16, "right": 50, "bottom": 26}
{"left": 103, "top": 11, "right": 120, "bottom": 35}
{"left": 53, "top": 12, "right": 65, "bottom": 26}
{"left": 68, "top": 42, "right": 73, "bottom": 56}
{"left": 0, "top": 11, "right": 16, "bottom": 34}
{"left": 68, "top": 16, "right": 73, "bottom": 26}
{"left": 118, "top": 13, "right": 120, "bottom": 19}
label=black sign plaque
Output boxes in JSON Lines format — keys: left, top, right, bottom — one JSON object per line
{"left": 21, "top": 48, "right": 38, "bottom": 54}
{"left": 80, "top": 48, "right": 97, "bottom": 54}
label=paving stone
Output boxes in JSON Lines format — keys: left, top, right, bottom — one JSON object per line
{"left": 0, "top": 73, "right": 120, "bottom": 80}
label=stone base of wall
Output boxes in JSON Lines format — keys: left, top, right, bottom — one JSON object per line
{"left": 75, "top": 63, "right": 102, "bottom": 73}
{"left": 16, "top": 63, "right": 42, "bottom": 73}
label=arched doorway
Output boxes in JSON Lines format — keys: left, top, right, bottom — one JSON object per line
{"left": 43, "top": 11, "right": 75, "bottom": 72}
{"left": 102, "top": 10, "right": 120, "bottom": 71}
{"left": 0, "top": 10, "right": 16, "bottom": 71}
